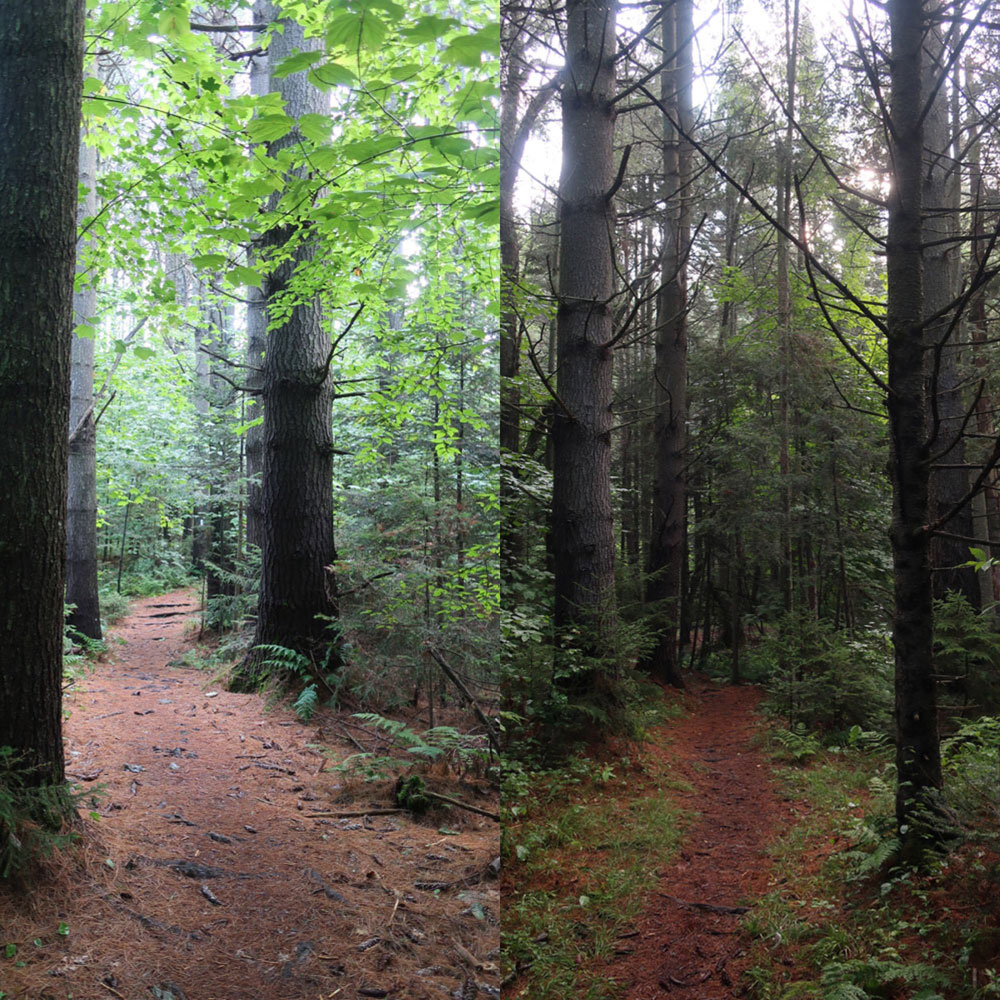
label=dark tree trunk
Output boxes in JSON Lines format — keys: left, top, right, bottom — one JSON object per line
{"left": 244, "top": 0, "right": 269, "bottom": 552}
{"left": 640, "top": 0, "right": 691, "bottom": 687}
{"left": 886, "top": 0, "right": 944, "bottom": 857}
{"left": 234, "top": 7, "right": 338, "bottom": 684}
{"left": 66, "top": 134, "right": 102, "bottom": 641}
{"left": 776, "top": 0, "right": 799, "bottom": 614}
{"left": 924, "top": 24, "right": 978, "bottom": 607}
{"left": 500, "top": 12, "right": 558, "bottom": 565}
{"left": 500, "top": 13, "right": 525, "bottom": 484}
{"left": 0, "top": 0, "right": 84, "bottom": 787}
{"left": 551, "top": 0, "right": 618, "bottom": 662}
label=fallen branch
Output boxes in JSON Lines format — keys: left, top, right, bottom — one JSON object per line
{"left": 424, "top": 791, "right": 500, "bottom": 822}
{"left": 306, "top": 808, "right": 403, "bottom": 818}
{"left": 657, "top": 893, "right": 750, "bottom": 915}
{"left": 424, "top": 646, "right": 500, "bottom": 753}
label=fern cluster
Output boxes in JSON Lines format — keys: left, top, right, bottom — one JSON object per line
{"left": 0, "top": 748, "right": 82, "bottom": 880}
{"left": 819, "top": 958, "right": 946, "bottom": 999}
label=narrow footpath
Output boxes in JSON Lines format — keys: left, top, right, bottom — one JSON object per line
{"left": 0, "top": 590, "right": 498, "bottom": 1000}
{"left": 600, "top": 680, "right": 796, "bottom": 999}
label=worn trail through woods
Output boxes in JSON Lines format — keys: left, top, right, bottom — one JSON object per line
{"left": 600, "top": 681, "right": 796, "bottom": 999}
{"left": 0, "top": 589, "right": 498, "bottom": 1000}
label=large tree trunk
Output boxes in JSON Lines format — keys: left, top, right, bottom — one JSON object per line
{"left": 886, "top": 0, "right": 943, "bottom": 858}
{"left": 924, "top": 22, "right": 977, "bottom": 607}
{"left": 0, "top": 0, "right": 84, "bottom": 787}
{"left": 640, "top": 0, "right": 692, "bottom": 686}
{"left": 776, "top": 0, "right": 799, "bottom": 614}
{"left": 551, "top": 0, "right": 618, "bottom": 668}
{"left": 66, "top": 134, "right": 102, "bottom": 642}
{"left": 234, "top": 5, "right": 339, "bottom": 684}
{"left": 244, "top": 0, "right": 269, "bottom": 551}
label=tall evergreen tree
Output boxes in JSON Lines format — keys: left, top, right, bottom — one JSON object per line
{"left": 551, "top": 0, "right": 618, "bottom": 674}
{"left": 233, "top": 5, "right": 340, "bottom": 684}
{"left": 0, "top": 0, "right": 85, "bottom": 786}
{"left": 639, "top": 0, "right": 693, "bottom": 686}
{"left": 66, "top": 132, "right": 102, "bottom": 641}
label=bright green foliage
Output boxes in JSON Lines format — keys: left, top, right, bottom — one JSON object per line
{"left": 73, "top": 0, "right": 498, "bottom": 708}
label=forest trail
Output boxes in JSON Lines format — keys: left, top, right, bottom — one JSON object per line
{"left": 599, "top": 680, "right": 795, "bottom": 999}
{"left": 1, "top": 589, "right": 498, "bottom": 1000}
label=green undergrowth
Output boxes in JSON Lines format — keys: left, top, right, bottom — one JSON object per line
{"left": 502, "top": 703, "right": 693, "bottom": 1000}
{"left": 742, "top": 726, "right": 1000, "bottom": 999}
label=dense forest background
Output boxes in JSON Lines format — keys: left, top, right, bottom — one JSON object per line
{"left": 503, "top": 0, "right": 1000, "bottom": 995}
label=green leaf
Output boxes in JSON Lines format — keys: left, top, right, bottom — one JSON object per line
{"left": 75, "top": 322, "right": 98, "bottom": 340}
{"left": 326, "top": 12, "right": 388, "bottom": 51}
{"left": 246, "top": 114, "right": 295, "bottom": 143}
{"left": 4, "top": 944, "right": 15, "bottom": 959}
{"left": 429, "top": 134, "right": 471, "bottom": 156}
{"left": 443, "top": 27, "right": 498, "bottom": 67}
{"left": 157, "top": 6, "right": 192, "bottom": 42}
{"left": 82, "top": 76, "right": 103, "bottom": 96}
{"left": 402, "top": 15, "right": 460, "bottom": 44}
{"left": 271, "top": 49, "right": 323, "bottom": 79}
{"left": 515, "top": 844, "right": 529, "bottom": 861}
{"left": 226, "top": 265, "right": 263, "bottom": 289}
{"left": 190, "top": 253, "right": 227, "bottom": 271}
{"left": 297, "top": 113, "right": 331, "bottom": 143}
{"left": 309, "top": 147, "right": 338, "bottom": 171}
{"left": 57, "top": 923, "right": 69, "bottom": 937}
{"left": 133, "top": 346, "right": 156, "bottom": 360}
{"left": 308, "top": 62, "right": 356, "bottom": 89}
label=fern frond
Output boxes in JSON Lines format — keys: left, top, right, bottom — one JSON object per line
{"left": 293, "top": 684, "right": 319, "bottom": 722}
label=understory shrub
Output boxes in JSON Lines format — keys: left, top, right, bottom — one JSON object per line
{"left": 941, "top": 715, "right": 1000, "bottom": 842}
{"left": 762, "top": 613, "right": 892, "bottom": 734}
{"left": 0, "top": 749, "right": 82, "bottom": 880}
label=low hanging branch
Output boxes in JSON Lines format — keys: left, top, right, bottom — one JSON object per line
{"left": 69, "top": 315, "right": 148, "bottom": 444}
{"left": 424, "top": 646, "right": 500, "bottom": 753}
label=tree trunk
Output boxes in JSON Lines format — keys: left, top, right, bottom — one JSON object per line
{"left": 551, "top": 0, "right": 618, "bottom": 668}
{"left": 886, "top": 0, "right": 943, "bottom": 858}
{"left": 640, "top": 0, "right": 692, "bottom": 687}
{"left": 66, "top": 133, "right": 102, "bottom": 642}
{"left": 0, "top": 0, "right": 84, "bottom": 787}
{"left": 244, "top": 0, "right": 270, "bottom": 552}
{"left": 234, "top": 6, "right": 339, "bottom": 683}
{"left": 924, "top": 22, "right": 977, "bottom": 607}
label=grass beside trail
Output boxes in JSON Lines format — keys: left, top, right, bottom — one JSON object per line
{"left": 502, "top": 704, "right": 692, "bottom": 1000}
{"left": 740, "top": 731, "right": 1000, "bottom": 999}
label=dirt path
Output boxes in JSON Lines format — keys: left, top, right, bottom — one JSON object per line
{"left": 0, "top": 590, "right": 498, "bottom": 1000}
{"left": 599, "top": 680, "right": 795, "bottom": 999}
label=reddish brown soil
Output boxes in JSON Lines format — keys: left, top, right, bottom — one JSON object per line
{"left": 0, "top": 590, "right": 498, "bottom": 1000}
{"left": 598, "top": 679, "right": 795, "bottom": 999}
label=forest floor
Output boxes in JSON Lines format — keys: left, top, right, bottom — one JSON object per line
{"left": 594, "top": 680, "right": 795, "bottom": 999}
{"left": 0, "top": 589, "right": 499, "bottom": 1000}
{"left": 505, "top": 676, "right": 1000, "bottom": 999}
{"left": 503, "top": 678, "right": 794, "bottom": 999}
